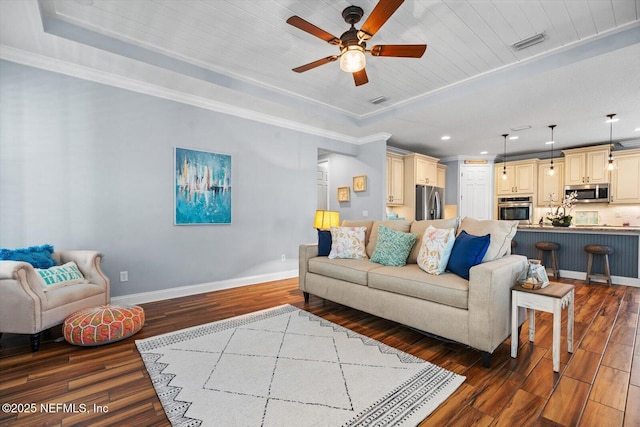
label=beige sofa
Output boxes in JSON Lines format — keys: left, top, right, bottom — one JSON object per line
{"left": 299, "top": 218, "right": 527, "bottom": 367}
{"left": 0, "top": 251, "right": 110, "bottom": 351}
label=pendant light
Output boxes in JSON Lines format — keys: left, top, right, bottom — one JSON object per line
{"left": 501, "top": 134, "right": 509, "bottom": 180}
{"left": 548, "top": 125, "right": 556, "bottom": 176}
{"left": 607, "top": 114, "right": 616, "bottom": 171}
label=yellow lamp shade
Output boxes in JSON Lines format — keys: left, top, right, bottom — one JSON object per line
{"left": 314, "top": 210, "right": 340, "bottom": 230}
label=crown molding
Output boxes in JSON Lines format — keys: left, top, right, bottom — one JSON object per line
{"left": 0, "top": 45, "right": 388, "bottom": 146}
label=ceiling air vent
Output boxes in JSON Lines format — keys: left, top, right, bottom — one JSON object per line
{"left": 512, "top": 33, "right": 546, "bottom": 51}
{"left": 369, "top": 96, "right": 388, "bottom": 105}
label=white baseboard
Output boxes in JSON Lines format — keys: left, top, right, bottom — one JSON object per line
{"left": 111, "top": 270, "right": 298, "bottom": 306}
{"left": 558, "top": 269, "right": 640, "bottom": 287}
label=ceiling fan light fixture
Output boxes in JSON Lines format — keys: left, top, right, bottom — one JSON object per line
{"left": 340, "top": 46, "right": 366, "bottom": 73}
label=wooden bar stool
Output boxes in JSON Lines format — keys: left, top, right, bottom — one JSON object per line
{"left": 535, "top": 242, "right": 560, "bottom": 279}
{"left": 585, "top": 245, "right": 614, "bottom": 286}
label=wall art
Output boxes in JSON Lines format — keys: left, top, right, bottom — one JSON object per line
{"left": 175, "top": 147, "right": 231, "bottom": 224}
{"left": 353, "top": 175, "right": 367, "bottom": 192}
{"left": 338, "top": 186, "right": 350, "bottom": 202}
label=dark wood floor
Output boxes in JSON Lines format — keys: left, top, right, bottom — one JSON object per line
{"left": 1, "top": 277, "right": 638, "bottom": 426}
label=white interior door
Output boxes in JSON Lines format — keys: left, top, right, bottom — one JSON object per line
{"left": 459, "top": 164, "right": 492, "bottom": 220}
{"left": 317, "top": 162, "right": 329, "bottom": 210}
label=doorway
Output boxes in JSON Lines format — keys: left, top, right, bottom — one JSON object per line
{"left": 459, "top": 163, "right": 493, "bottom": 220}
{"left": 317, "top": 161, "right": 329, "bottom": 210}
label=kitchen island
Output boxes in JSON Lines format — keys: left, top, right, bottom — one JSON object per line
{"left": 514, "top": 225, "right": 640, "bottom": 286}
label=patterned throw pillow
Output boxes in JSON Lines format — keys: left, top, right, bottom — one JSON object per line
{"left": 35, "top": 261, "right": 89, "bottom": 291}
{"left": 0, "top": 244, "right": 57, "bottom": 269}
{"left": 370, "top": 225, "right": 417, "bottom": 267}
{"left": 417, "top": 226, "right": 456, "bottom": 275}
{"left": 328, "top": 226, "right": 368, "bottom": 259}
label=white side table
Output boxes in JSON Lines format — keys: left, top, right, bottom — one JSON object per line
{"left": 511, "top": 282, "right": 575, "bottom": 372}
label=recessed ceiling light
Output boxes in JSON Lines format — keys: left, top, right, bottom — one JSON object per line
{"left": 508, "top": 136, "right": 519, "bottom": 140}
{"left": 605, "top": 117, "right": 619, "bottom": 123}
{"left": 634, "top": 127, "right": 640, "bottom": 132}
{"left": 545, "top": 140, "right": 555, "bottom": 145}
{"left": 441, "top": 135, "right": 451, "bottom": 140}
{"left": 480, "top": 151, "right": 488, "bottom": 155}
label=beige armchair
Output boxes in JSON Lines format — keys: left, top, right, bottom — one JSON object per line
{"left": 0, "top": 251, "right": 110, "bottom": 351}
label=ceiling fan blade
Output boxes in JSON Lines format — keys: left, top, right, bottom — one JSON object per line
{"left": 286, "top": 16, "right": 341, "bottom": 45}
{"left": 292, "top": 56, "right": 339, "bottom": 73}
{"left": 353, "top": 68, "right": 369, "bottom": 86}
{"left": 370, "top": 44, "right": 427, "bottom": 58}
{"left": 359, "top": 0, "right": 404, "bottom": 40}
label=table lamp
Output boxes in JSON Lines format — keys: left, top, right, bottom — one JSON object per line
{"left": 314, "top": 210, "right": 340, "bottom": 256}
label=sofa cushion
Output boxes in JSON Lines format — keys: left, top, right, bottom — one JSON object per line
{"left": 417, "top": 226, "right": 456, "bottom": 275}
{"left": 0, "top": 244, "right": 58, "bottom": 269}
{"left": 370, "top": 225, "right": 417, "bottom": 267}
{"left": 308, "top": 257, "right": 382, "bottom": 286}
{"left": 366, "top": 220, "right": 411, "bottom": 258}
{"left": 458, "top": 217, "right": 518, "bottom": 262}
{"left": 328, "top": 226, "right": 368, "bottom": 260}
{"left": 447, "top": 231, "right": 490, "bottom": 280}
{"left": 408, "top": 218, "right": 460, "bottom": 264}
{"left": 368, "top": 264, "right": 469, "bottom": 309}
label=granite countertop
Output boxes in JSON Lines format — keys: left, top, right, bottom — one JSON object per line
{"left": 518, "top": 224, "right": 640, "bottom": 233}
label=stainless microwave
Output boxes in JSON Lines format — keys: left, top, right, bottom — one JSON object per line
{"left": 565, "top": 184, "right": 609, "bottom": 203}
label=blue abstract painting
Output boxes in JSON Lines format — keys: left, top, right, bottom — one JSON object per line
{"left": 175, "top": 147, "right": 231, "bottom": 225}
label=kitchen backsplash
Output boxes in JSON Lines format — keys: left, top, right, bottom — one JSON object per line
{"left": 533, "top": 204, "right": 640, "bottom": 227}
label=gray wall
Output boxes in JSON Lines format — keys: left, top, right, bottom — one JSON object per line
{"left": 326, "top": 140, "right": 387, "bottom": 222}
{"left": 0, "top": 60, "right": 385, "bottom": 297}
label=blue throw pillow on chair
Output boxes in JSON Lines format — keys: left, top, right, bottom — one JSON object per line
{"left": 0, "top": 244, "right": 58, "bottom": 269}
{"left": 317, "top": 230, "right": 332, "bottom": 256}
{"left": 447, "top": 231, "right": 490, "bottom": 280}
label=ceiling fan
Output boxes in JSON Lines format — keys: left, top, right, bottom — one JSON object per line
{"left": 286, "top": 0, "right": 427, "bottom": 86}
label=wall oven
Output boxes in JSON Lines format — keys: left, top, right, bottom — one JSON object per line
{"left": 498, "top": 196, "right": 533, "bottom": 224}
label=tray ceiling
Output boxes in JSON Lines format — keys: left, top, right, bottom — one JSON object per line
{"left": 2, "top": 0, "right": 639, "bottom": 158}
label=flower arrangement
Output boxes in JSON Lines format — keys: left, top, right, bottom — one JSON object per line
{"left": 546, "top": 191, "right": 578, "bottom": 226}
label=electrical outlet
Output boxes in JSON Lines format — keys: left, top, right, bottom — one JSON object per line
{"left": 281, "top": 254, "right": 286, "bottom": 262}
{"left": 120, "top": 271, "right": 128, "bottom": 282}
{"left": 362, "top": 210, "right": 368, "bottom": 217}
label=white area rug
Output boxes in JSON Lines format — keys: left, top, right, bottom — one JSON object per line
{"left": 136, "top": 304, "right": 465, "bottom": 427}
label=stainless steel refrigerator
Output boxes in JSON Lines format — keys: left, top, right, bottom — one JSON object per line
{"left": 416, "top": 185, "right": 444, "bottom": 220}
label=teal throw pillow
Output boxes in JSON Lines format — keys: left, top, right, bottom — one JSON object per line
{"left": 370, "top": 225, "right": 417, "bottom": 267}
{"left": 0, "top": 244, "right": 57, "bottom": 269}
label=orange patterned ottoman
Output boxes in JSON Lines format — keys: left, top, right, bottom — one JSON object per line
{"left": 64, "top": 305, "right": 145, "bottom": 346}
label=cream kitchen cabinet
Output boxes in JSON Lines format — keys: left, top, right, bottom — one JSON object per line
{"left": 562, "top": 145, "right": 610, "bottom": 185}
{"left": 495, "top": 160, "right": 536, "bottom": 195}
{"left": 537, "top": 159, "right": 564, "bottom": 206}
{"left": 610, "top": 149, "right": 640, "bottom": 204}
{"left": 386, "top": 153, "right": 404, "bottom": 205}
{"left": 437, "top": 164, "right": 447, "bottom": 189}
{"left": 408, "top": 154, "right": 439, "bottom": 186}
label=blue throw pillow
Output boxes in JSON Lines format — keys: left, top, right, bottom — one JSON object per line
{"left": 447, "top": 231, "right": 490, "bottom": 280}
{"left": 0, "top": 244, "right": 58, "bottom": 269}
{"left": 317, "top": 230, "right": 332, "bottom": 256}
